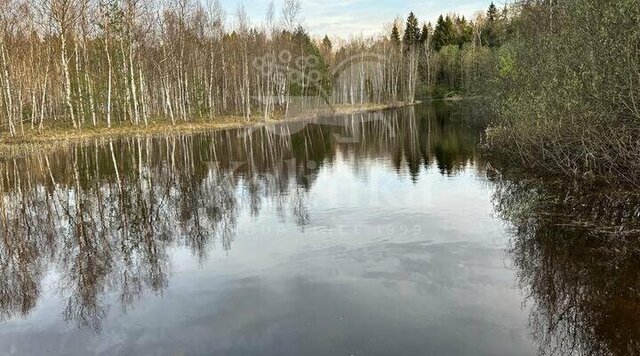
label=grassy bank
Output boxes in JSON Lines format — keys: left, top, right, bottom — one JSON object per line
{"left": 0, "top": 102, "right": 416, "bottom": 157}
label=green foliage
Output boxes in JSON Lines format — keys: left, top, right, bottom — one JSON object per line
{"left": 403, "top": 12, "right": 421, "bottom": 51}
{"left": 454, "top": 16, "right": 473, "bottom": 47}
{"left": 384, "top": 6, "right": 509, "bottom": 101}
{"left": 435, "top": 45, "right": 460, "bottom": 90}
{"left": 487, "top": 2, "right": 499, "bottom": 22}
{"left": 419, "top": 24, "right": 430, "bottom": 45}
{"left": 414, "top": 3, "right": 511, "bottom": 100}
{"left": 431, "top": 14, "right": 473, "bottom": 51}
{"left": 485, "top": 0, "right": 640, "bottom": 183}
{"left": 482, "top": 2, "right": 506, "bottom": 47}
{"left": 287, "top": 27, "right": 332, "bottom": 97}
{"left": 432, "top": 15, "right": 455, "bottom": 51}
{"left": 497, "top": 46, "right": 515, "bottom": 77}
{"left": 391, "top": 24, "right": 401, "bottom": 46}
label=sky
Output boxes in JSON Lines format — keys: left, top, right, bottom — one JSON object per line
{"left": 219, "top": 0, "right": 498, "bottom": 38}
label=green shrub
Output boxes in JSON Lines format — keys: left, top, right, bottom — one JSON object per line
{"left": 485, "top": 0, "right": 640, "bottom": 185}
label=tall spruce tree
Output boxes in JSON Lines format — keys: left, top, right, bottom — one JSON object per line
{"left": 420, "top": 24, "right": 430, "bottom": 45}
{"left": 454, "top": 16, "right": 473, "bottom": 47}
{"left": 433, "top": 15, "right": 455, "bottom": 51}
{"left": 391, "top": 23, "right": 401, "bottom": 46}
{"left": 487, "top": 2, "right": 499, "bottom": 22}
{"left": 484, "top": 2, "right": 501, "bottom": 47}
{"left": 403, "top": 12, "right": 421, "bottom": 51}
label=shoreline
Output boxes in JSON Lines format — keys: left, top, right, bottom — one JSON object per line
{"left": 0, "top": 102, "right": 418, "bottom": 157}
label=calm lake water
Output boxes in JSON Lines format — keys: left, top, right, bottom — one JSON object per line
{"left": 0, "top": 104, "right": 638, "bottom": 355}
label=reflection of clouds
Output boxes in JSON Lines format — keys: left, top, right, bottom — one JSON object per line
{"left": 0, "top": 104, "right": 481, "bottom": 332}
{"left": 285, "top": 240, "right": 509, "bottom": 288}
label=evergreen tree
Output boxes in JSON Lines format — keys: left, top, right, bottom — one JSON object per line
{"left": 454, "top": 16, "right": 473, "bottom": 47}
{"left": 290, "top": 28, "right": 331, "bottom": 96}
{"left": 501, "top": 5, "right": 513, "bottom": 39}
{"left": 483, "top": 2, "right": 501, "bottom": 47}
{"left": 420, "top": 24, "right": 430, "bottom": 45}
{"left": 445, "top": 16, "right": 455, "bottom": 41}
{"left": 391, "top": 23, "right": 401, "bottom": 46}
{"left": 433, "top": 15, "right": 455, "bottom": 51}
{"left": 322, "top": 35, "right": 332, "bottom": 53}
{"left": 403, "top": 12, "right": 421, "bottom": 50}
{"left": 320, "top": 34, "right": 333, "bottom": 65}
{"left": 487, "top": 2, "right": 499, "bottom": 22}
{"left": 432, "top": 15, "right": 445, "bottom": 50}
{"left": 401, "top": 12, "right": 421, "bottom": 101}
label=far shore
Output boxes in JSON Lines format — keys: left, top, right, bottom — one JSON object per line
{"left": 0, "top": 102, "right": 419, "bottom": 157}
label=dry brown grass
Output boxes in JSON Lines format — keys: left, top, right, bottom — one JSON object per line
{"left": 0, "top": 102, "right": 416, "bottom": 158}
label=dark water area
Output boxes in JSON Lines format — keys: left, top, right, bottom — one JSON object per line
{"left": 0, "top": 104, "right": 638, "bottom": 355}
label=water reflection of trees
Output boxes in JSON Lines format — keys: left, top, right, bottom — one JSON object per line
{"left": 493, "top": 175, "right": 640, "bottom": 356}
{"left": 322, "top": 103, "right": 482, "bottom": 179}
{"left": 0, "top": 104, "right": 481, "bottom": 331}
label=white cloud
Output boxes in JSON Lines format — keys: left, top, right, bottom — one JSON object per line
{"left": 218, "top": 0, "right": 496, "bottom": 39}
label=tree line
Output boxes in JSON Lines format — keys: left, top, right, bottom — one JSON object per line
{"left": 382, "top": 2, "right": 511, "bottom": 99}
{"left": 5, "top": 0, "right": 633, "bottom": 185}
{"left": 388, "top": 0, "right": 640, "bottom": 184}
{"left": 0, "top": 0, "right": 515, "bottom": 137}
{"left": 0, "top": 0, "right": 424, "bottom": 137}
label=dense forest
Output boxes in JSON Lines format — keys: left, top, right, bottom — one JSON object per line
{"left": 0, "top": 0, "right": 637, "bottom": 183}
{"left": 0, "top": 0, "right": 510, "bottom": 136}
{"left": 0, "top": 0, "right": 408, "bottom": 135}
{"left": 392, "top": 0, "right": 640, "bottom": 184}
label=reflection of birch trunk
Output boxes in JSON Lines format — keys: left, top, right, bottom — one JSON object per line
{"left": 73, "top": 157, "right": 87, "bottom": 247}
{"left": 110, "top": 139, "right": 122, "bottom": 193}
{"left": 44, "top": 155, "right": 57, "bottom": 187}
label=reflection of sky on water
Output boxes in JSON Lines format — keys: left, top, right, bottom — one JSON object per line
{"left": 0, "top": 104, "right": 535, "bottom": 355}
